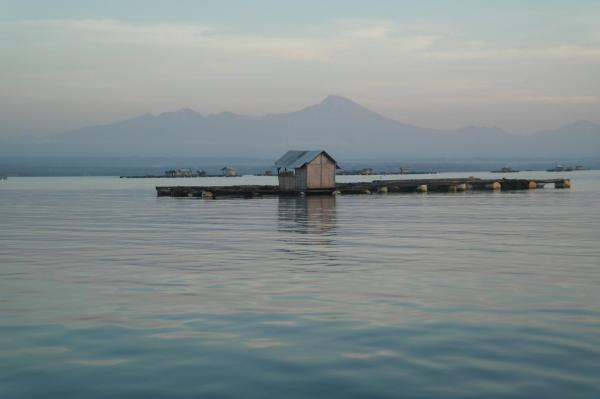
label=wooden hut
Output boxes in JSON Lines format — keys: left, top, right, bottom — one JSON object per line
{"left": 275, "top": 150, "right": 339, "bottom": 194}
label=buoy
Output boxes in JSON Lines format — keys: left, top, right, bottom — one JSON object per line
{"left": 485, "top": 182, "right": 501, "bottom": 191}
{"left": 528, "top": 180, "right": 537, "bottom": 189}
{"left": 417, "top": 184, "right": 428, "bottom": 193}
{"left": 555, "top": 179, "right": 571, "bottom": 189}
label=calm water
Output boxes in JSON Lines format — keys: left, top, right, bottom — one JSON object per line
{"left": 1, "top": 172, "right": 600, "bottom": 398}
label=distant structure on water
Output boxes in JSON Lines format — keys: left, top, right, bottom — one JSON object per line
{"left": 547, "top": 164, "right": 584, "bottom": 172}
{"left": 491, "top": 166, "right": 519, "bottom": 173}
{"left": 275, "top": 150, "right": 339, "bottom": 194}
{"left": 164, "top": 168, "right": 206, "bottom": 177}
{"left": 222, "top": 166, "right": 237, "bottom": 177}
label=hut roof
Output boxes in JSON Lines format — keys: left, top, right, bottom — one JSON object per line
{"left": 275, "top": 150, "right": 339, "bottom": 169}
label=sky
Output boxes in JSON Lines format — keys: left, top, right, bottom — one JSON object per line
{"left": 1, "top": 0, "right": 599, "bottom": 137}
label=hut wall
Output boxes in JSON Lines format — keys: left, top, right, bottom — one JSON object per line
{"left": 321, "top": 155, "right": 336, "bottom": 188}
{"left": 306, "top": 154, "right": 336, "bottom": 190}
{"left": 278, "top": 171, "right": 296, "bottom": 192}
{"left": 295, "top": 167, "right": 307, "bottom": 191}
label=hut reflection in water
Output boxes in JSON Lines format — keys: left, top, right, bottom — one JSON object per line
{"left": 277, "top": 195, "right": 337, "bottom": 237}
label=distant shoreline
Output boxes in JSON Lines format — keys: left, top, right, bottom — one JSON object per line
{"left": 1, "top": 156, "right": 599, "bottom": 177}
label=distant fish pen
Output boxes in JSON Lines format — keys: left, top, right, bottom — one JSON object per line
{"left": 156, "top": 177, "right": 571, "bottom": 199}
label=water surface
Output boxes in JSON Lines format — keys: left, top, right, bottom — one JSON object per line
{"left": 1, "top": 172, "right": 599, "bottom": 398}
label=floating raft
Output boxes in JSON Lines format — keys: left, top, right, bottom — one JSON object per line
{"left": 156, "top": 177, "right": 571, "bottom": 198}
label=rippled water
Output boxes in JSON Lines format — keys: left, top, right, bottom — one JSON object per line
{"left": 1, "top": 172, "right": 600, "bottom": 398}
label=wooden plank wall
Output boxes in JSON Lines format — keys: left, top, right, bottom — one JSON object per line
{"left": 306, "top": 154, "right": 336, "bottom": 189}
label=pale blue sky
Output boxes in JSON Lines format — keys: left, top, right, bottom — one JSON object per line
{"left": 1, "top": 0, "right": 599, "bottom": 135}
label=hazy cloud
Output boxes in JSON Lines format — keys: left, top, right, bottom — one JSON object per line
{"left": 520, "top": 95, "right": 598, "bottom": 105}
{"left": 1, "top": 15, "right": 599, "bottom": 135}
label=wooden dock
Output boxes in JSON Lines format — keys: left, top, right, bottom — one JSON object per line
{"left": 156, "top": 177, "right": 571, "bottom": 198}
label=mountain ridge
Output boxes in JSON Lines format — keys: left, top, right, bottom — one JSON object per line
{"left": 2, "top": 95, "right": 599, "bottom": 158}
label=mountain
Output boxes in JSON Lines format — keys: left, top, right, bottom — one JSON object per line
{"left": 2, "top": 95, "right": 600, "bottom": 158}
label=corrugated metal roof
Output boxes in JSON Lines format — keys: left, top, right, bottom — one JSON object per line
{"left": 275, "top": 150, "right": 338, "bottom": 169}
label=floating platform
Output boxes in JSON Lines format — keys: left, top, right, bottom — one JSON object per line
{"left": 156, "top": 177, "right": 571, "bottom": 198}
{"left": 121, "top": 174, "right": 230, "bottom": 178}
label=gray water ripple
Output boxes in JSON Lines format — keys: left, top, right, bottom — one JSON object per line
{"left": 1, "top": 174, "right": 600, "bottom": 398}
